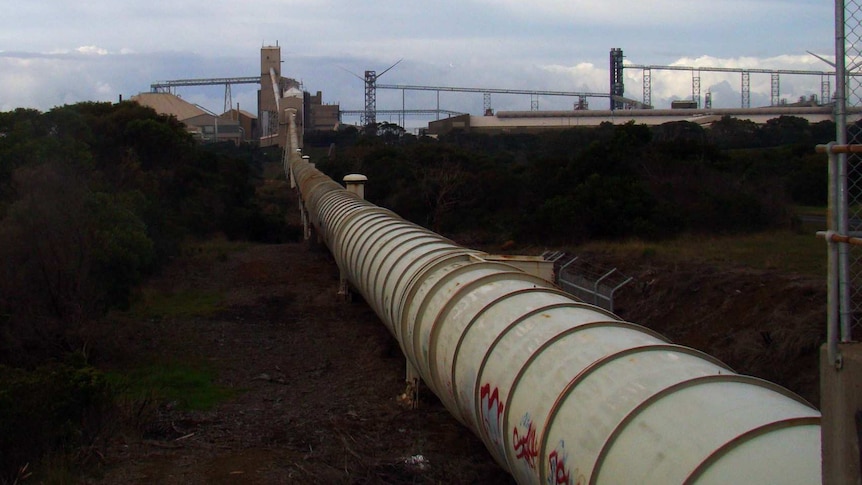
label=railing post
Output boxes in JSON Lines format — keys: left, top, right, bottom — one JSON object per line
{"left": 608, "top": 276, "right": 633, "bottom": 314}
{"left": 594, "top": 268, "right": 616, "bottom": 307}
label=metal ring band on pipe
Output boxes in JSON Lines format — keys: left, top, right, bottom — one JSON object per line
{"left": 349, "top": 217, "right": 404, "bottom": 291}
{"left": 336, "top": 209, "right": 389, "bottom": 259}
{"left": 536, "top": 344, "right": 734, "bottom": 485}
{"left": 389, "top": 246, "right": 470, "bottom": 334}
{"left": 398, "top": 251, "right": 476, "bottom": 347}
{"left": 418, "top": 265, "right": 541, "bottom": 402}
{"left": 399, "top": 252, "right": 476, "bottom": 374}
{"left": 355, "top": 220, "right": 411, "bottom": 295}
{"left": 588, "top": 374, "right": 817, "bottom": 485}
{"left": 328, "top": 204, "right": 384, "bottom": 265}
{"left": 341, "top": 213, "right": 393, "bottom": 282}
{"left": 363, "top": 226, "right": 431, "bottom": 308}
{"left": 450, "top": 288, "right": 618, "bottom": 425}
{"left": 321, "top": 198, "right": 368, "bottom": 259}
{"left": 387, "top": 245, "right": 465, "bottom": 339}
{"left": 471, "top": 303, "right": 631, "bottom": 450}
{"left": 681, "top": 416, "right": 821, "bottom": 484}
{"left": 427, "top": 270, "right": 554, "bottom": 402}
{"left": 410, "top": 261, "right": 518, "bottom": 387}
{"left": 500, "top": 320, "right": 672, "bottom": 473}
{"left": 370, "top": 231, "right": 442, "bottom": 316}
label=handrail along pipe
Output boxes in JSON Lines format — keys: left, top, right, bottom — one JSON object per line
{"left": 286, "top": 112, "right": 821, "bottom": 484}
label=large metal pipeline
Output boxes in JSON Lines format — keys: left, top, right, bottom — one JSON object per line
{"left": 283, "top": 114, "right": 821, "bottom": 484}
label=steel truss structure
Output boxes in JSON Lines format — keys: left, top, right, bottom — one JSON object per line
{"left": 150, "top": 76, "right": 260, "bottom": 113}
{"left": 375, "top": 83, "right": 608, "bottom": 118}
{"left": 610, "top": 48, "right": 625, "bottom": 109}
{"left": 341, "top": 108, "right": 465, "bottom": 127}
{"left": 624, "top": 63, "right": 837, "bottom": 108}
{"left": 364, "top": 70, "right": 377, "bottom": 126}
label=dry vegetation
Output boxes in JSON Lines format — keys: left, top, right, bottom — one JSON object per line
{"left": 565, "top": 234, "right": 826, "bottom": 406}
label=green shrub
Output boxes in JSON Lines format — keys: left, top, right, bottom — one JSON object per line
{"left": 0, "top": 362, "right": 112, "bottom": 481}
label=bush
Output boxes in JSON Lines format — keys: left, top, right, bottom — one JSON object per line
{"left": 0, "top": 362, "right": 113, "bottom": 481}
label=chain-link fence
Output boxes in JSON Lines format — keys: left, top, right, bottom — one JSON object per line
{"left": 843, "top": 2, "right": 862, "bottom": 339}
{"left": 845, "top": 4, "right": 862, "bottom": 339}
{"left": 836, "top": 0, "right": 862, "bottom": 339}
{"left": 822, "top": 1, "right": 862, "bottom": 366}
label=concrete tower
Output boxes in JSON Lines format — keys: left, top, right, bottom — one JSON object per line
{"left": 260, "top": 45, "right": 282, "bottom": 145}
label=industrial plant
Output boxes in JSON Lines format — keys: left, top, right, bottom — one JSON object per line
{"left": 135, "top": 45, "right": 859, "bottom": 145}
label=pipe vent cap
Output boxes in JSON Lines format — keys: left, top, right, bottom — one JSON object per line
{"left": 344, "top": 174, "right": 368, "bottom": 183}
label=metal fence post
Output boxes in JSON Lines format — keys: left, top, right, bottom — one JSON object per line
{"left": 593, "top": 268, "right": 616, "bottom": 306}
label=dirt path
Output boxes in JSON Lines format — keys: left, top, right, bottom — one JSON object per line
{"left": 91, "top": 241, "right": 513, "bottom": 484}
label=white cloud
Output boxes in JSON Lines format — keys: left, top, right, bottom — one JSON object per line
{"left": 541, "top": 63, "right": 608, "bottom": 93}
{"left": 470, "top": 0, "right": 812, "bottom": 28}
{"left": 95, "top": 81, "right": 113, "bottom": 96}
{"left": 76, "top": 46, "right": 109, "bottom": 56}
{"left": 0, "top": 0, "right": 840, "bottom": 119}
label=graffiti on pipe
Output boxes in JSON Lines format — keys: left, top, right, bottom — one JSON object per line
{"left": 480, "top": 383, "right": 504, "bottom": 449}
{"left": 547, "top": 440, "right": 575, "bottom": 485}
{"left": 513, "top": 413, "right": 539, "bottom": 469}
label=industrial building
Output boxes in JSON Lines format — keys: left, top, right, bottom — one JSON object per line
{"left": 131, "top": 92, "right": 246, "bottom": 145}
{"left": 141, "top": 44, "right": 340, "bottom": 147}
{"left": 427, "top": 106, "right": 861, "bottom": 136}
{"left": 305, "top": 91, "right": 341, "bottom": 132}
{"left": 259, "top": 44, "right": 340, "bottom": 148}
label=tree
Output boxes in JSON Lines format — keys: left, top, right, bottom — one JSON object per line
{"left": 416, "top": 159, "right": 469, "bottom": 232}
{"left": 0, "top": 163, "right": 153, "bottom": 365}
{"left": 708, "top": 115, "right": 760, "bottom": 149}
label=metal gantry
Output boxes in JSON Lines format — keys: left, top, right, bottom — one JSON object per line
{"left": 360, "top": 60, "right": 402, "bottom": 126}
{"left": 643, "top": 67, "right": 652, "bottom": 107}
{"left": 741, "top": 71, "right": 751, "bottom": 108}
{"left": 610, "top": 47, "right": 626, "bottom": 109}
{"left": 375, "top": 83, "right": 610, "bottom": 117}
{"left": 340, "top": 109, "right": 465, "bottom": 127}
{"left": 692, "top": 70, "right": 701, "bottom": 108}
{"left": 624, "top": 64, "right": 839, "bottom": 107}
{"left": 363, "top": 70, "right": 377, "bottom": 126}
{"left": 771, "top": 72, "right": 781, "bottom": 106}
{"left": 150, "top": 76, "right": 260, "bottom": 114}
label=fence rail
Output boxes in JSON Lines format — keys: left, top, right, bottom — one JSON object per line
{"left": 542, "top": 251, "right": 632, "bottom": 313}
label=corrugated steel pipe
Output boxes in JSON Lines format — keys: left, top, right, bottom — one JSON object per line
{"left": 283, "top": 113, "right": 821, "bottom": 484}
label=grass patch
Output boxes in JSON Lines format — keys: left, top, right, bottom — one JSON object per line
{"left": 130, "top": 288, "right": 223, "bottom": 319}
{"left": 184, "top": 236, "right": 253, "bottom": 264}
{"left": 108, "top": 363, "right": 236, "bottom": 411}
{"left": 574, "top": 227, "right": 826, "bottom": 277}
{"left": 794, "top": 205, "right": 826, "bottom": 217}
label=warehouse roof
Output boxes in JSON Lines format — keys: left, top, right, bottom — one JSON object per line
{"left": 131, "top": 92, "right": 207, "bottom": 122}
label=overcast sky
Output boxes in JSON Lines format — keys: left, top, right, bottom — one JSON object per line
{"left": 0, "top": 0, "right": 837, "bottom": 127}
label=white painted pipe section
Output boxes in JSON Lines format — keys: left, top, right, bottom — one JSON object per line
{"left": 284, "top": 115, "right": 821, "bottom": 484}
